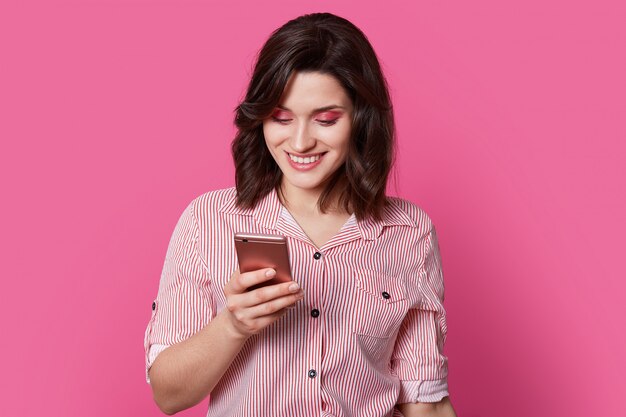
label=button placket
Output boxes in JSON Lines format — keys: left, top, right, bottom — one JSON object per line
{"left": 305, "top": 247, "right": 323, "bottom": 388}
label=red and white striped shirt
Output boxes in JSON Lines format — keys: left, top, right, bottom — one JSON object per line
{"left": 144, "top": 186, "right": 449, "bottom": 417}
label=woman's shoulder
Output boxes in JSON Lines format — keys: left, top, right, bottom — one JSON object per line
{"left": 186, "top": 186, "right": 238, "bottom": 218}
{"left": 384, "top": 195, "right": 436, "bottom": 231}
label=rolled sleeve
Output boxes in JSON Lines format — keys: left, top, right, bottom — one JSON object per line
{"left": 143, "top": 199, "right": 214, "bottom": 384}
{"left": 396, "top": 379, "right": 449, "bottom": 403}
{"left": 391, "top": 225, "right": 449, "bottom": 403}
{"left": 145, "top": 344, "right": 169, "bottom": 384}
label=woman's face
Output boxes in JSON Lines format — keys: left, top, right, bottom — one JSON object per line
{"left": 263, "top": 71, "right": 353, "bottom": 201}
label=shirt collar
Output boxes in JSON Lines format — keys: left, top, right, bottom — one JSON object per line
{"left": 357, "top": 199, "right": 418, "bottom": 240}
{"left": 218, "top": 188, "right": 417, "bottom": 241}
{"left": 217, "top": 187, "right": 283, "bottom": 230}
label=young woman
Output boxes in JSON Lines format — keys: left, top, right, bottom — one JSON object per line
{"left": 144, "top": 12, "right": 456, "bottom": 417}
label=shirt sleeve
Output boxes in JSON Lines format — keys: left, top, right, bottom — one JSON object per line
{"left": 143, "top": 198, "right": 214, "bottom": 384}
{"left": 391, "top": 225, "right": 450, "bottom": 403}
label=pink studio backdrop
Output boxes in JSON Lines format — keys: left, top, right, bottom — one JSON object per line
{"left": 1, "top": 1, "right": 624, "bottom": 416}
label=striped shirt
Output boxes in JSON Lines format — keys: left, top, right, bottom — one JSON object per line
{"left": 144, "top": 186, "right": 449, "bottom": 417}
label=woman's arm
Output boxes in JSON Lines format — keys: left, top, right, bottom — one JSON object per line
{"left": 397, "top": 396, "right": 457, "bottom": 417}
{"left": 148, "top": 268, "right": 304, "bottom": 415}
{"left": 148, "top": 310, "right": 246, "bottom": 415}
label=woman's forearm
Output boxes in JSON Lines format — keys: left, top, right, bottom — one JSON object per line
{"left": 147, "top": 311, "right": 248, "bottom": 415}
{"left": 397, "top": 396, "right": 457, "bottom": 417}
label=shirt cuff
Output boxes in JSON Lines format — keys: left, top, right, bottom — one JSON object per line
{"left": 397, "top": 379, "right": 449, "bottom": 403}
{"left": 145, "top": 344, "right": 170, "bottom": 384}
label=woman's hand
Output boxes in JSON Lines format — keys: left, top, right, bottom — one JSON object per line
{"left": 222, "top": 268, "right": 304, "bottom": 339}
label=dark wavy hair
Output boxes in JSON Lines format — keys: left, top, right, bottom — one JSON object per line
{"left": 231, "top": 12, "right": 395, "bottom": 221}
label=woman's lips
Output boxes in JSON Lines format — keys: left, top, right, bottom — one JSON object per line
{"left": 286, "top": 152, "right": 325, "bottom": 171}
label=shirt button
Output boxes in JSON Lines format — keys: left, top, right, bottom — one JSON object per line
{"left": 152, "top": 301, "right": 156, "bottom": 310}
{"left": 313, "top": 252, "right": 322, "bottom": 260}
{"left": 382, "top": 291, "right": 391, "bottom": 300}
{"left": 311, "top": 309, "right": 320, "bottom": 318}
{"left": 308, "top": 369, "right": 317, "bottom": 378}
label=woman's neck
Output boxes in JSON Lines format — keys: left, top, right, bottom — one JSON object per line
{"left": 278, "top": 181, "right": 349, "bottom": 218}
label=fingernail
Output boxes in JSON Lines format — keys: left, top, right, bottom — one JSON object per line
{"left": 289, "top": 283, "right": 300, "bottom": 292}
{"left": 265, "top": 269, "right": 276, "bottom": 277}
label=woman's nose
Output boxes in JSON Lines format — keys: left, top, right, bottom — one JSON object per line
{"left": 289, "top": 123, "right": 316, "bottom": 152}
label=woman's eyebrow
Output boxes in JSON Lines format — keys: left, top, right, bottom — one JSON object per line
{"left": 276, "top": 104, "right": 346, "bottom": 113}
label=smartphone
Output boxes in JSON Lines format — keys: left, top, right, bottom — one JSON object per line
{"left": 234, "top": 233, "right": 292, "bottom": 291}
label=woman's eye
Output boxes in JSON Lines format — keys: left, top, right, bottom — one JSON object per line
{"left": 271, "top": 116, "right": 292, "bottom": 124}
{"left": 271, "top": 117, "right": 338, "bottom": 126}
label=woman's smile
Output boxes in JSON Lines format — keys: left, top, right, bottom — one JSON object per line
{"left": 286, "top": 151, "right": 326, "bottom": 170}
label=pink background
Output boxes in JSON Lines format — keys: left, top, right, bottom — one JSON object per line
{"left": 1, "top": 1, "right": 624, "bottom": 416}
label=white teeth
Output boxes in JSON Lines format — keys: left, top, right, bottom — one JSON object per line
{"left": 289, "top": 153, "right": 321, "bottom": 164}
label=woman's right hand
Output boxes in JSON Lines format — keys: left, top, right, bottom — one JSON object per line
{"left": 222, "top": 268, "right": 304, "bottom": 340}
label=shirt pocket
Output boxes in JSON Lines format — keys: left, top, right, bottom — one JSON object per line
{"left": 352, "top": 269, "right": 410, "bottom": 338}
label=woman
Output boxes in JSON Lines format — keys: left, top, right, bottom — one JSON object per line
{"left": 144, "top": 12, "right": 457, "bottom": 417}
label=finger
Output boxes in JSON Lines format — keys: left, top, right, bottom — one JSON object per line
{"left": 225, "top": 281, "right": 301, "bottom": 319}
{"left": 244, "top": 308, "right": 290, "bottom": 334}
{"left": 233, "top": 268, "right": 278, "bottom": 293}
{"left": 226, "top": 268, "right": 275, "bottom": 295}
{"left": 245, "top": 291, "right": 304, "bottom": 319}
{"left": 245, "top": 280, "right": 302, "bottom": 307}
{"left": 258, "top": 307, "right": 290, "bottom": 323}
